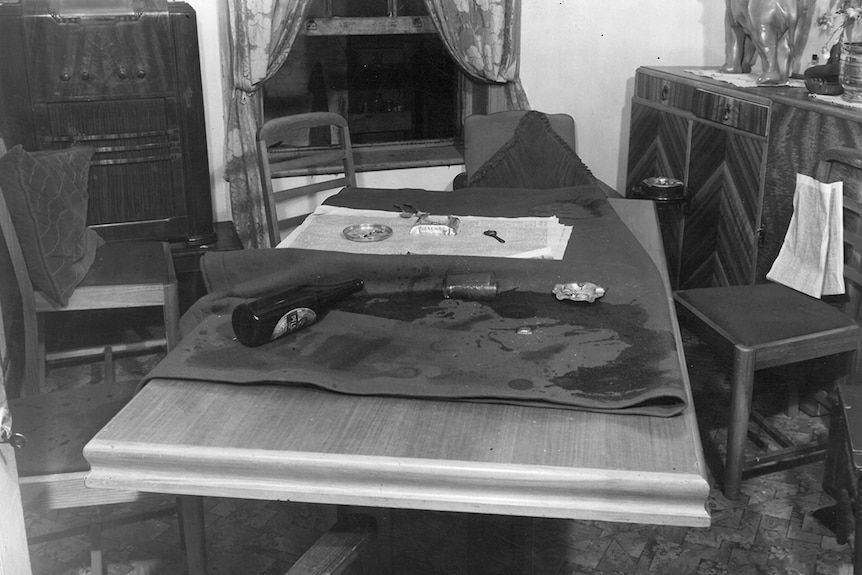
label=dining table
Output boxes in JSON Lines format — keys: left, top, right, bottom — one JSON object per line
{"left": 83, "top": 184, "right": 711, "bottom": 573}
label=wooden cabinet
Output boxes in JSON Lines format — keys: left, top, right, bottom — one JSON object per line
{"left": 627, "top": 67, "right": 769, "bottom": 288}
{"left": 627, "top": 66, "right": 862, "bottom": 289}
{"left": 0, "top": 0, "right": 214, "bottom": 245}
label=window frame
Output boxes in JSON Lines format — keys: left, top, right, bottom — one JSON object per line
{"left": 263, "top": 1, "right": 501, "bottom": 174}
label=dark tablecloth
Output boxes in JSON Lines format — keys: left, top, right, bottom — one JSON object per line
{"left": 153, "top": 185, "right": 688, "bottom": 416}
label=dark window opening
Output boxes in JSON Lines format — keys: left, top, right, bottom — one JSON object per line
{"left": 262, "top": 4, "right": 460, "bottom": 150}
{"left": 345, "top": 35, "right": 457, "bottom": 144}
{"left": 307, "top": 0, "right": 429, "bottom": 19}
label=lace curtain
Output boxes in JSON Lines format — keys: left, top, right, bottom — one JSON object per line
{"left": 225, "top": 0, "right": 527, "bottom": 248}
{"left": 424, "top": 0, "right": 529, "bottom": 110}
{"left": 225, "top": 0, "right": 311, "bottom": 249}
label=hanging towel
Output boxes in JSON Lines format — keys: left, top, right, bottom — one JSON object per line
{"left": 767, "top": 173, "right": 844, "bottom": 298}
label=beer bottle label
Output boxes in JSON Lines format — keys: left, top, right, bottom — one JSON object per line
{"left": 270, "top": 308, "right": 317, "bottom": 341}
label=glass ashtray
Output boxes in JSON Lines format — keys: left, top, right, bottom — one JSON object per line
{"left": 342, "top": 223, "right": 393, "bottom": 242}
{"left": 553, "top": 282, "right": 606, "bottom": 303}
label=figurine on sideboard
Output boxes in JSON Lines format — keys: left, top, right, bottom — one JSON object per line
{"left": 720, "top": 0, "right": 816, "bottom": 85}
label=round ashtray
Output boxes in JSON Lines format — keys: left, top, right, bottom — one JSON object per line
{"left": 342, "top": 223, "right": 393, "bottom": 242}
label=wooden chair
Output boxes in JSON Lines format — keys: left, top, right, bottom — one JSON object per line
{"left": 455, "top": 110, "right": 620, "bottom": 197}
{"left": 257, "top": 112, "right": 356, "bottom": 247}
{"left": 0, "top": 142, "right": 180, "bottom": 398}
{"left": 823, "top": 383, "right": 862, "bottom": 574}
{"left": 0, "top": 183, "right": 206, "bottom": 573}
{"left": 674, "top": 147, "right": 862, "bottom": 500}
{"left": 461, "top": 110, "right": 578, "bottom": 180}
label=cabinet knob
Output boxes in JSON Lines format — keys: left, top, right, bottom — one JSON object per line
{"left": 660, "top": 84, "right": 670, "bottom": 102}
{"left": 118, "top": 68, "right": 128, "bottom": 80}
{"left": 81, "top": 70, "right": 91, "bottom": 81}
{"left": 59, "top": 71, "right": 71, "bottom": 82}
{"left": 137, "top": 68, "right": 147, "bottom": 79}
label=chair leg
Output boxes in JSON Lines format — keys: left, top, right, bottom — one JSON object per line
{"left": 786, "top": 381, "right": 799, "bottom": 418}
{"left": 89, "top": 524, "right": 105, "bottom": 575}
{"left": 178, "top": 496, "right": 206, "bottom": 575}
{"left": 26, "top": 313, "right": 48, "bottom": 396}
{"left": 851, "top": 335, "right": 862, "bottom": 382}
{"left": 163, "top": 283, "right": 181, "bottom": 352}
{"left": 855, "top": 473, "right": 862, "bottom": 575}
{"left": 103, "top": 346, "right": 115, "bottom": 385}
{"left": 724, "top": 346, "right": 757, "bottom": 500}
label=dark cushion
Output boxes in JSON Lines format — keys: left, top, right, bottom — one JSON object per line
{"left": 0, "top": 145, "right": 102, "bottom": 306}
{"left": 465, "top": 110, "right": 596, "bottom": 189}
{"left": 674, "top": 283, "right": 856, "bottom": 348}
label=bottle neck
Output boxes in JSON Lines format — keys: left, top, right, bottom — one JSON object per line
{"left": 315, "top": 278, "right": 365, "bottom": 308}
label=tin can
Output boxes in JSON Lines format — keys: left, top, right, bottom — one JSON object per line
{"left": 442, "top": 272, "right": 498, "bottom": 300}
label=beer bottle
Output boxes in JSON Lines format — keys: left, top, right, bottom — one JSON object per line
{"left": 231, "top": 278, "right": 364, "bottom": 347}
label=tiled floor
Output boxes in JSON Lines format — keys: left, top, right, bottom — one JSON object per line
{"left": 21, "top": 316, "right": 860, "bottom": 574}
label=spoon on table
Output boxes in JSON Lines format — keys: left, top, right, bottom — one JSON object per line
{"left": 484, "top": 230, "right": 506, "bottom": 243}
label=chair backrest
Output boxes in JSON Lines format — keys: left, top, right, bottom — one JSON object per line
{"left": 817, "top": 147, "right": 862, "bottom": 322}
{"left": 0, "top": 221, "right": 10, "bottom": 420}
{"left": 0, "top": 180, "right": 39, "bottom": 399}
{"left": 462, "top": 111, "right": 576, "bottom": 177}
{"left": 257, "top": 112, "right": 357, "bottom": 248}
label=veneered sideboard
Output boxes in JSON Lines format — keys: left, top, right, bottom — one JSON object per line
{"left": 627, "top": 66, "right": 862, "bottom": 289}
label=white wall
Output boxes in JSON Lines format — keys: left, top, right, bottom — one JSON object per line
{"left": 185, "top": 0, "right": 727, "bottom": 221}
{"left": 521, "top": 1, "right": 726, "bottom": 193}
{"left": 180, "top": 0, "right": 229, "bottom": 221}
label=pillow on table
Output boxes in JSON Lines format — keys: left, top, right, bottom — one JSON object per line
{"left": 0, "top": 145, "right": 102, "bottom": 307}
{"left": 465, "top": 110, "right": 597, "bottom": 189}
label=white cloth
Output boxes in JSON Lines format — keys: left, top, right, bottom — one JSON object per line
{"left": 686, "top": 69, "right": 806, "bottom": 88}
{"left": 767, "top": 173, "right": 844, "bottom": 298}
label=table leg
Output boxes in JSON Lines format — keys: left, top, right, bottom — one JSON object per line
{"left": 178, "top": 495, "right": 207, "bottom": 575}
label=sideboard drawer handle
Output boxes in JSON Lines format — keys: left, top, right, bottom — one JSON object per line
{"left": 661, "top": 84, "right": 670, "bottom": 102}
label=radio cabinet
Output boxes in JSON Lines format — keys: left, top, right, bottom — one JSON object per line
{"left": 0, "top": 0, "right": 214, "bottom": 245}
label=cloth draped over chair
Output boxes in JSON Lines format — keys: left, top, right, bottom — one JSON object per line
{"left": 224, "top": 0, "right": 529, "bottom": 249}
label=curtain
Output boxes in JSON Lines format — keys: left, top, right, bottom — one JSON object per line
{"left": 225, "top": 0, "right": 312, "bottom": 249}
{"left": 423, "top": 0, "right": 529, "bottom": 111}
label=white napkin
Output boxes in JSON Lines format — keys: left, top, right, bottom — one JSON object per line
{"left": 767, "top": 173, "right": 844, "bottom": 298}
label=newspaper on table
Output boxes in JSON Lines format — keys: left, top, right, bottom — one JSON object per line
{"left": 278, "top": 205, "right": 572, "bottom": 260}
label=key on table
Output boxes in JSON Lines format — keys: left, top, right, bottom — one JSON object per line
{"left": 484, "top": 230, "right": 505, "bottom": 243}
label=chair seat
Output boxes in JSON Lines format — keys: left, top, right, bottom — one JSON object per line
{"left": 35, "top": 240, "right": 176, "bottom": 313}
{"left": 81, "top": 240, "right": 173, "bottom": 287}
{"left": 674, "top": 283, "right": 857, "bottom": 348}
{"left": 10, "top": 381, "right": 137, "bottom": 477}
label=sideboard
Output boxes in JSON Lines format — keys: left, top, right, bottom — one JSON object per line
{"left": 626, "top": 66, "right": 862, "bottom": 289}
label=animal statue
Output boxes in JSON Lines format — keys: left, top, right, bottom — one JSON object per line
{"left": 720, "top": 0, "right": 815, "bottom": 85}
